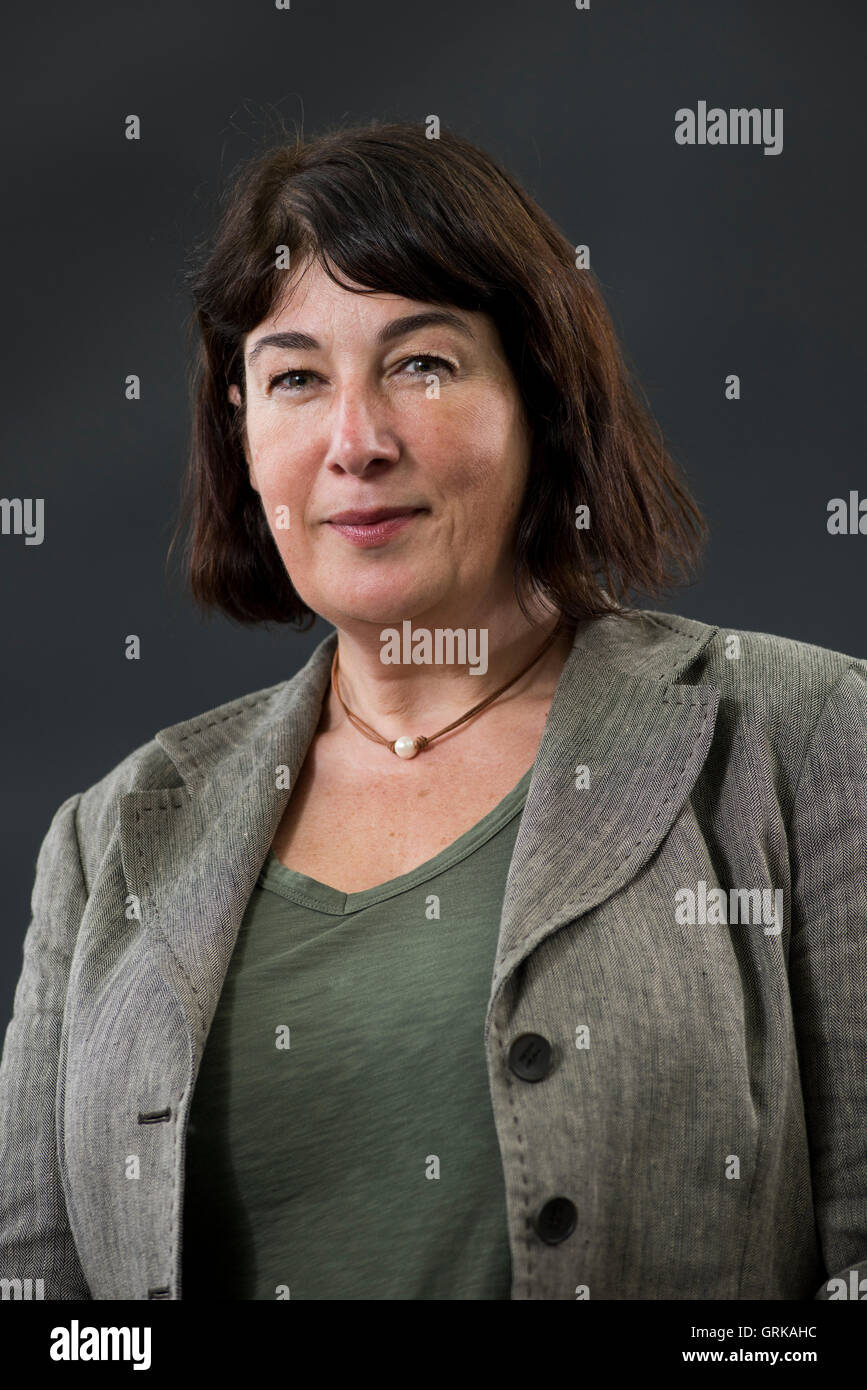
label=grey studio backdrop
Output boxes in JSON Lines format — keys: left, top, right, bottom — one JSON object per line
{"left": 1, "top": 0, "right": 864, "bottom": 1030}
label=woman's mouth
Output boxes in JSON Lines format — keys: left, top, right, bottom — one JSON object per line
{"left": 325, "top": 508, "right": 425, "bottom": 547}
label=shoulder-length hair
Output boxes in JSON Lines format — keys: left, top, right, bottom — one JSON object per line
{"left": 174, "top": 120, "right": 706, "bottom": 629}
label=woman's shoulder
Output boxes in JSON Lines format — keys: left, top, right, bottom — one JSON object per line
{"left": 72, "top": 632, "right": 338, "bottom": 841}
{"left": 603, "top": 602, "right": 858, "bottom": 676}
{"left": 70, "top": 672, "right": 305, "bottom": 886}
{"left": 579, "top": 604, "right": 864, "bottom": 699}
{"left": 622, "top": 606, "right": 867, "bottom": 803}
{"left": 644, "top": 606, "right": 866, "bottom": 707}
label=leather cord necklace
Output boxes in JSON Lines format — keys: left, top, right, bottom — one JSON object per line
{"left": 330, "top": 620, "right": 565, "bottom": 759}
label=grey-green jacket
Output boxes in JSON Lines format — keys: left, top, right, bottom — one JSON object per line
{"left": 1, "top": 607, "right": 865, "bottom": 1300}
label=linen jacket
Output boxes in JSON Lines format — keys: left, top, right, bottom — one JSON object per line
{"left": 1, "top": 607, "right": 866, "bottom": 1301}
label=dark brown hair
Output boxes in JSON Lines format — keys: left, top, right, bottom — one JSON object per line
{"left": 174, "top": 119, "right": 706, "bottom": 629}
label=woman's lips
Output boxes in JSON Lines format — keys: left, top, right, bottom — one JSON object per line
{"left": 326, "top": 510, "right": 424, "bottom": 547}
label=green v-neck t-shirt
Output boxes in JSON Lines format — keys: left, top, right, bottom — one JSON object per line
{"left": 181, "top": 766, "right": 533, "bottom": 1300}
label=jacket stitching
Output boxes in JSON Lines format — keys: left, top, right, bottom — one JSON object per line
{"left": 134, "top": 797, "right": 197, "bottom": 1299}
{"left": 490, "top": 1011, "right": 534, "bottom": 1299}
{"left": 133, "top": 807, "right": 206, "bottom": 1041}
{"left": 172, "top": 694, "right": 273, "bottom": 745}
{"left": 513, "top": 694, "right": 717, "bottom": 948}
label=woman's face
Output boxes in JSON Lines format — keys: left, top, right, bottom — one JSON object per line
{"left": 230, "top": 257, "right": 534, "bottom": 630}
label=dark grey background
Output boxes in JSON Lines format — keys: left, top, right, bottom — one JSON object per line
{"left": 2, "top": 0, "right": 864, "bottom": 1026}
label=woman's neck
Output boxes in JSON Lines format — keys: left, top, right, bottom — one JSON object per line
{"left": 324, "top": 600, "right": 576, "bottom": 743}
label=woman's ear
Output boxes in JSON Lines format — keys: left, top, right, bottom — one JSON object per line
{"left": 228, "top": 383, "right": 259, "bottom": 493}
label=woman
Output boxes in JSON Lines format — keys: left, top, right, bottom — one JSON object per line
{"left": 1, "top": 121, "right": 865, "bottom": 1302}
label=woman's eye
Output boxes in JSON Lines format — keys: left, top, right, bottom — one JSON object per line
{"left": 269, "top": 370, "right": 314, "bottom": 392}
{"left": 400, "top": 353, "right": 455, "bottom": 377}
{"left": 267, "top": 354, "right": 455, "bottom": 393}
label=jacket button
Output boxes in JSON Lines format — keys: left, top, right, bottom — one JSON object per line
{"left": 507, "top": 1033, "right": 553, "bottom": 1082}
{"left": 535, "top": 1197, "right": 577, "bottom": 1244}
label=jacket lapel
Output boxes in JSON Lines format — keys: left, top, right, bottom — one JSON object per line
{"left": 488, "top": 626, "right": 720, "bottom": 1033}
{"left": 118, "top": 611, "right": 720, "bottom": 1074}
{"left": 118, "top": 634, "right": 338, "bottom": 1072}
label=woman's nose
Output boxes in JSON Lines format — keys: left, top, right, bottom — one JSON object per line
{"left": 324, "top": 384, "right": 402, "bottom": 475}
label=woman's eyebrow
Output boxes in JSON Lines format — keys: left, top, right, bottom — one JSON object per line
{"left": 246, "top": 309, "right": 475, "bottom": 366}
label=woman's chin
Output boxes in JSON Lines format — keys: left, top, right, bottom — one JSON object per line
{"left": 321, "top": 602, "right": 429, "bottom": 630}
{"left": 311, "top": 572, "right": 448, "bottom": 629}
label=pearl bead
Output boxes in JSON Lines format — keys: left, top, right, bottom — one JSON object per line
{"left": 393, "top": 735, "right": 418, "bottom": 759}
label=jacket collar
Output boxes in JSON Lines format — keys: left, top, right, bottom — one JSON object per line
{"left": 119, "top": 609, "right": 720, "bottom": 1067}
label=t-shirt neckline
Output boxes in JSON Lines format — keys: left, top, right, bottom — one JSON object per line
{"left": 258, "top": 763, "right": 534, "bottom": 916}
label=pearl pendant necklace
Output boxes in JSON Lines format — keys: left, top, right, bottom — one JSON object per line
{"left": 329, "top": 620, "right": 565, "bottom": 759}
{"left": 393, "top": 735, "right": 419, "bottom": 759}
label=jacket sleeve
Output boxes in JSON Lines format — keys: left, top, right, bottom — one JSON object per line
{"left": 0, "top": 791, "right": 93, "bottom": 1300}
{"left": 787, "top": 660, "right": 867, "bottom": 1300}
